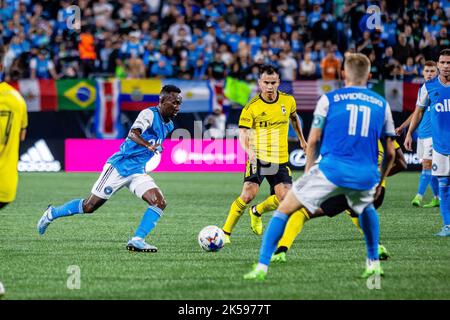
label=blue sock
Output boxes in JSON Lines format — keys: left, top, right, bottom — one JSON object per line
{"left": 438, "top": 177, "right": 450, "bottom": 226}
{"left": 358, "top": 205, "right": 380, "bottom": 260}
{"left": 418, "top": 170, "right": 432, "bottom": 196}
{"left": 431, "top": 176, "right": 440, "bottom": 198}
{"left": 51, "top": 199, "right": 84, "bottom": 220}
{"left": 259, "top": 211, "right": 289, "bottom": 265}
{"left": 134, "top": 206, "right": 163, "bottom": 239}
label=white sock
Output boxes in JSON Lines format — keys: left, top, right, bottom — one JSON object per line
{"left": 255, "top": 263, "right": 268, "bottom": 273}
{"left": 132, "top": 236, "right": 143, "bottom": 242}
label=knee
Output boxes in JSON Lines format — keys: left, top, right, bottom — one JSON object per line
{"left": 82, "top": 201, "right": 97, "bottom": 214}
{"left": 144, "top": 192, "right": 167, "bottom": 211}
{"left": 240, "top": 192, "right": 256, "bottom": 204}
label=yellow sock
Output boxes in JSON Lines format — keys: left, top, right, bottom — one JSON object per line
{"left": 223, "top": 197, "right": 248, "bottom": 234}
{"left": 345, "top": 210, "right": 363, "bottom": 235}
{"left": 277, "top": 208, "right": 310, "bottom": 249}
{"left": 255, "top": 195, "right": 279, "bottom": 215}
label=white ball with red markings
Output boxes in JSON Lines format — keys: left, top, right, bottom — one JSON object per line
{"left": 198, "top": 225, "right": 225, "bottom": 252}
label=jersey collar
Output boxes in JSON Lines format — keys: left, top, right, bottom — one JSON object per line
{"left": 438, "top": 76, "right": 450, "bottom": 87}
{"left": 259, "top": 91, "right": 279, "bottom": 104}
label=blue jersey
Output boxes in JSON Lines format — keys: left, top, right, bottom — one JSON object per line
{"left": 107, "top": 107, "right": 174, "bottom": 177}
{"left": 315, "top": 86, "right": 395, "bottom": 190}
{"left": 416, "top": 84, "right": 432, "bottom": 139}
{"left": 417, "top": 77, "right": 450, "bottom": 155}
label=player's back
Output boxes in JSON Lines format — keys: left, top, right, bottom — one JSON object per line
{"left": 318, "top": 86, "right": 394, "bottom": 190}
{"left": 0, "top": 82, "right": 28, "bottom": 202}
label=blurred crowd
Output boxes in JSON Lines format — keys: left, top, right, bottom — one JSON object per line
{"left": 1, "top": 0, "right": 449, "bottom": 82}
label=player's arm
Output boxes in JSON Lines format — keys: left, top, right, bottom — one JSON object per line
{"left": 387, "top": 142, "right": 407, "bottom": 176}
{"left": 289, "top": 112, "right": 307, "bottom": 151}
{"left": 127, "top": 109, "right": 160, "bottom": 153}
{"left": 378, "top": 103, "right": 396, "bottom": 197}
{"left": 305, "top": 95, "right": 329, "bottom": 172}
{"left": 238, "top": 105, "right": 256, "bottom": 162}
{"left": 395, "top": 112, "right": 414, "bottom": 136}
{"left": 405, "top": 84, "right": 427, "bottom": 151}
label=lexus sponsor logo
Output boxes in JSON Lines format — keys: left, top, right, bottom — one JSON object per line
{"left": 18, "top": 139, "right": 61, "bottom": 172}
{"left": 289, "top": 149, "right": 307, "bottom": 168}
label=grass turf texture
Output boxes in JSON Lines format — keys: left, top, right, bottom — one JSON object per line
{"left": 0, "top": 172, "right": 449, "bottom": 300}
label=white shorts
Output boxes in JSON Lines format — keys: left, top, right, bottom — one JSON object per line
{"left": 91, "top": 163, "right": 158, "bottom": 199}
{"left": 292, "top": 165, "right": 376, "bottom": 214}
{"left": 432, "top": 150, "right": 450, "bottom": 177}
{"left": 417, "top": 137, "right": 433, "bottom": 161}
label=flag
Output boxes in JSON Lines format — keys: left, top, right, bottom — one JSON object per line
{"left": 164, "top": 79, "right": 212, "bottom": 112}
{"left": 56, "top": 79, "right": 96, "bottom": 110}
{"left": 10, "top": 79, "right": 57, "bottom": 112}
{"left": 224, "top": 77, "right": 254, "bottom": 106}
{"left": 209, "top": 79, "right": 229, "bottom": 111}
{"left": 120, "top": 79, "right": 161, "bottom": 111}
{"left": 292, "top": 80, "right": 339, "bottom": 111}
{"left": 370, "top": 80, "right": 422, "bottom": 112}
{"left": 94, "top": 79, "right": 123, "bottom": 139}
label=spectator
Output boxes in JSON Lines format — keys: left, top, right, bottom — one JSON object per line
{"left": 320, "top": 49, "right": 341, "bottom": 81}
{"left": 150, "top": 57, "right": 173, "bottom": 78}
{"left": 278, "top": 51, "right": 298, "bottom": 81}
{"left": 204, "top": 107, "right": 226, "bottom": 139}
{"left": 30, "top": 49, "right": 58, "bottom": 79}
{"left": 403, "top": 57, "right": 419, "bottom": 81}
{"left": 393, "top": 33, "right": 415, "bottom": 65}
{"left": 299, "top": 52, "right": 316, "bottom": 80}
{"left": 78, "top": 28, "right": 97, "bottom": 78}
{"left": 127, "top": 54, "right": 146, "bottom": 79}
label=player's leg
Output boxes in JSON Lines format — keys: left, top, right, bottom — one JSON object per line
{"left": 423, "top": 144, "right": 440, "bottom": 208}
{"left": 37, "top": 164, "right": 120, "bottom": 235}
{"left": 250, "top": 164, "right": 292, "bottom": 235}
{"left": 223, "top": 159, "right": 261, "bottom": 243}
{"left": 126, "top": 174, "right": 166, "bottom": 252}
{"left": 412, "top": 138, "right": 433, "bottom": 206}
{"left": 346, "top": 189, "right": 384, "bottom": 278}
{"left": 432, "top": 151, "right": 450, "bottom": 236}
{"left": 244, "top": 165, "right": 336, "bottom": 280}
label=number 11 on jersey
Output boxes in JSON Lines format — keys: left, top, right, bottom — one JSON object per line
{"left": 346, "top": 104, "right": 371, "bottom": 137}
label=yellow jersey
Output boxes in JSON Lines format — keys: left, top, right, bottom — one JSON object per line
{"left": 0, "top": 82, "right": 28, "bottom": 202}
{"left": 238, "top": 91, "right": 296, "bottom": 164}
{"left": 378, "top": 139, "right": 400, "bottom": 188}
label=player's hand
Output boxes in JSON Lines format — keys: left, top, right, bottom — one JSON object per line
{"left": 375, "top": 184, "right": 383, "bottom": 200}
{"left": 404, "top": 134, "right": 413, "bottom": 151}
{"left": 248, "top": 150, "right": 257, "bottom": 165}
{"left": 300, "top": 140, "right": 308, "bottom": 152}
{"left": 147, "top": 143, "right": 161, "bottom": 154}
{"left": 395, "top": 126, "right": 405, "bottom": 136}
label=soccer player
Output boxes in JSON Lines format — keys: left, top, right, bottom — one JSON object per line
{"left": 405, "top": 49, "right": 450, "bottom": 236}
{"left": 270, "top": 140, "right": 406, "bottom": 263}
{"left": 396, "top": 61, "right": 439, "bottom": 208}
{"left": 222, "top": 65, "right": 307, "bottom": 243}
{"left": 0, "top": 47, "right": 28, "bottom": 295}
{"left": 37, "top": 85, "right": 182, "bottom": 252}
{"left": 244, "top": 53, "right": 396, "bottom": 281}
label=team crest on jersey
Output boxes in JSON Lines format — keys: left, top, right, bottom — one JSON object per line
{"left": 432, "top": 164, "right": 438, "bottom": 172}
{"left": 281, "top": 105, "right": 286, "bottom": 115}
{"left": 104, "top": 186, "right": 113, "bottom": 195}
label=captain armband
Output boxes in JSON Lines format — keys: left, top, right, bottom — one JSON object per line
{"left": 312, "top": 115, "right": 326, "bottom": 129}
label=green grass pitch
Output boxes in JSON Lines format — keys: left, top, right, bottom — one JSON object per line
{"left": 0, "top": 171, "right": 449, "bottom": 300}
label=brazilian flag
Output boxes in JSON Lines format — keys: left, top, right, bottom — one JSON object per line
{"left": 56, "top": 80, "right": 96, "bottom": 111}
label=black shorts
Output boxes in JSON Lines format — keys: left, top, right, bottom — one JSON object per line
{"left": 321, "top": 186, "right": 386, "bottom": 218}
{"left": 244, "top": 159, "right": 292, "bottom": 195}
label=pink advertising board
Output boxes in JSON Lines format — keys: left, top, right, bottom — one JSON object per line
{"left": 65, "top": 139, "right": 247, "bottom": 172}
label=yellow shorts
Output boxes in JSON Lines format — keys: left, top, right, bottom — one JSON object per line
{"left": 0, "top": 170, "right": 18, "bottom": 203}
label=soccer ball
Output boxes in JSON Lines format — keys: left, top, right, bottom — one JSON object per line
{"left": 198, "top": 225, "right": 225, "bottom": 252}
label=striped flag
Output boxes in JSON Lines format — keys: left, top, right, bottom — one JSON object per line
{"left": 119, "top": 79, "right": 162, "bottom": 111}
{"left": 370, "top": 80, "right": 422, "bottom": 112}
{"left": 164, "top": 79, "right": 212, "bottom": 112}
{"left": 10, "top": 79, "right": 57, "bottom": 112}
{"left": 292, "top": 80, "right": 339, "bottom": 111}
{"left": 95, "top": 79, "right": 123, "bottom": 139}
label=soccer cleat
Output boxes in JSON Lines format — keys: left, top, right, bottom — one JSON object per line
{"left": 411, "top": 195, "right": 422, "bottom": 207}
{"left": 249, "top": 206, "right": 263, "bottom": 235}
{"left": 270, "top": 251, "right": 287, "bottom": 263}
{"left": 423, "top": 198, "right": 440, "bottom": 208}
{"left": 361, "top": 260, "right": 384, "bottom": 278}
{"left": 378, "top": 244, "right": 390, "bottom": 261}
{"left": 243, "top": 265, "right": 267, "bottom": 281}
{"left": 37, "top": 206, "right": 54, "bottom": 235}
{"left": 126, "top": 239, "right": 158, "bottom": 252}
{"left": 434, "top": 226, "right": 450, "bottom": 237}
{"left": 224, "top": 234, "right": 231, "bottom": 244}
